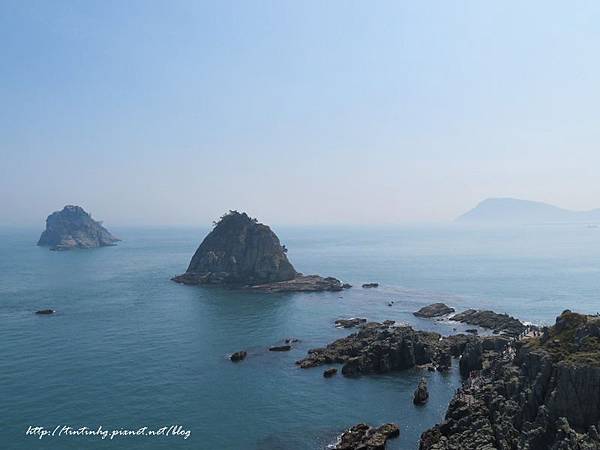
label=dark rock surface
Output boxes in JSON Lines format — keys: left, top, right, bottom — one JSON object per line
{"left": 35, "top": 309, "right": 55, "bottom": 315}
{"left": 335, "top": 318, "right": 367, "bottom": 328}
{"left": 269, "top": 345, "right": 291, "bottom": 352}
{"left": 333, "top": 423, "right": 400, "bottom": 450}
{"left": 230, "top": 351, "right": 247, "bottom": 362}
{"left": 452, "top": 309, "right": 526, "bottom": 337}
{"left": 323, "top": 368, "right": 338, "bottom": 378}
{"left": 37, "top": 205, "right": 119, "bottom": 250}
{"left": 420, "top": 310, "right": 600, "bottom": 450}
{"left": 413, "top": 378, "right": 429, "bottom": 405}
{"left": 414, "top": 303, "right": 456, "bottom": 318}
{"left": 362, "top": 283, "right": 379, "bottom": 288}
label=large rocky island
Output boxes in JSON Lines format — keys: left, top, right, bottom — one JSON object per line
{"left": 172, "top": 211, "right": 346, "bottom": 292}
{"left": 37, "top": 205, "right": 119, "bottom": 251}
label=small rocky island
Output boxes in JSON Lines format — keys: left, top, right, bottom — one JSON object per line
{"left": 37, "top": 205, "right": 119, "bottom": 250}
{"left": 172, "top": 211, "right": 347, "bottom": 292}
{"left": 414, "top": 303, "right": 455, "bottom": 318}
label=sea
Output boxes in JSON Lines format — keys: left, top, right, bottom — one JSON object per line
{"left": 2, "top": 223, "right": 600, "bottom": 450}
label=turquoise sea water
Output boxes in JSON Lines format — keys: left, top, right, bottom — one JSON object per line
{"left": 2, "top": 224, "right": 600, "bottom": 449}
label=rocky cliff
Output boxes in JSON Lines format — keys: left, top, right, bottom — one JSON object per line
{"left": 420, "top": 310, "right": 600, "bottom": 450}
{"left": 37, "top": 205, "right": 119, "bottom": 250}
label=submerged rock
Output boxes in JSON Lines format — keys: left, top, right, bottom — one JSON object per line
{"left": 35, "top": 309, "right": 55, "bottom": 315}
{"left": 420, "top": 310, "right": 600, "bottom": 450}
{"left": 333, "top": 423, "right": 399, "bottom": 450}
{"left": 172, "top": 211, "right": 344, "bottom": 292}
{"left": 413, "top": 378, "right": 429, "bottom": 405}
{"left": 230, "top": 351, "right": 247, "bottom": 362}
{"left": 323, "top": 368, "right": 338, "bottom": 378}
{"left": 414, "top": 303, "right": 455, "bottom": 318}
{"left": 362, "top": 283, "right": 379, "bottom": 288}
{"left": 37, "top": 205, "right": 119, "bottom": 250}
{"left": 269, "top": 345, "right": 291, "bottom": 352}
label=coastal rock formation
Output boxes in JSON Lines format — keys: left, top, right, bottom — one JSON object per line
{"left": 172, "top": 211, "right": 345, "bottom": 292}
{"left": 230, "top": 351, "right": 247, "bottom": 362}
{"left": 420, "top": 310, "right": 600, "bottom": 450}
{"left": 37, "top": 205, "right": 119, "bottom": 250}
{"left": 452, "top": 309, "right": 526, "bottom": 337}
{"left": 296, "top": 321, "right": 469, "bottom": 375}
{"left": 414, "top": 303, "right": 455, "bottom": 318}
{"left": 35, "top": 309, "right": 55, "bottom": 315}
{"left": 413, "top": 378, "right": 429, "bottom": 405}
{"left": 333, "top": 423, "right": 400, "bottom": 450}
{"left": 335, "top": 318, "right": 367, "bottom": 328}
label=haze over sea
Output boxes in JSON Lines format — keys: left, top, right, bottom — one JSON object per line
{"left": 2, "top": 223, "right": 600, "bottom": 449}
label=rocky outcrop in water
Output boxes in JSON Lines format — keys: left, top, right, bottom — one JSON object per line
{"left": 414, "top": 378, "right": 429, "bottom": 405}
{"left": 230, "top": 351, "right": 247, "bottom": 362}
{"left": 420, "top": 310, "right": 600, "bottom": 450}
{"left": 296, "top": 321, "right": 483, "bottom": 376}
{"left": 35, "top": 309, "right": 55, "bottom": 315}
{"left": 333, "top": 423, "right": 400, "bottom": 450}
{"left": 335, "top": 318, "right": 367, "bottom": 328}
{"left": 172, "top": 211, "right": 345, "bottom": 292}
{"left": 452, "top": 309, "right": 526, "bottom": 337}
{"left": 37, "top": 205, "right": 119, "bottom": 250}
{"left": 414, "top": 303, "right": 455, "bottom": 318}
{"left": 324, "top": 368, "right": 337, "bottom": 378}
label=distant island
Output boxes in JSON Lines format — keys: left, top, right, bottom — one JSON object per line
{"left": 172, "top": 210, "right": 348, "bottom": 292}
{"left": 456, "top": 198, "right": 600, "bottom": 224}
{"left": 37, "top": 205, "right": 120, "bottom": 251}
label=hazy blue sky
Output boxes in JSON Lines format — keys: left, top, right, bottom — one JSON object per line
{"left": 2, "top": 1, "right": 600, "bottom": 226}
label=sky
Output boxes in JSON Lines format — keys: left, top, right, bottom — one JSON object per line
{"left": 1, "top": 0, "right": 600, "bottom": 226}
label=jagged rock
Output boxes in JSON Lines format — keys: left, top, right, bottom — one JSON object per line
{"left": 172, "top": 211, "right": 344, "bottom": 292}
{"left": 362, "top": 283, "right": 379, "bottom": 288}
{"left": 333, "top": 423, "right": 399, "bottom": 450}
{"left": 37, "top": 205, "right": 119, "bottom": 250}
{"left": 452, "top": 309, "right": 526, "bottom": 337}
{"left": 335, "top": 318, "right": 367, "bottom": 328}
{"left": 230, "top": 351, "right": 247, "bottom": 362}
{"left": 269, "top": 345, "right": 291, "bottom": 352}
{"left": 324, "top": 368, "right": 338, "bottom": 378}
{"left": 296, "top": 321, "right": 458, "bottom": 376}
{"left": 35, "top": 309, "right": 55, "bottom": 315}
{"left": 414, "top": 378, "right": 429, "bottom": 405}
{"left": 414, "top": 303, "right": 456, "bottom": 318}
{"left": 342, "top": 283, "right": 352, "bottom": 289}
{"left": 284, "top": 338, "right": 299, "bottom": 344}
{"left": 419, "top": 310, "right": 600, "bottom": 450}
